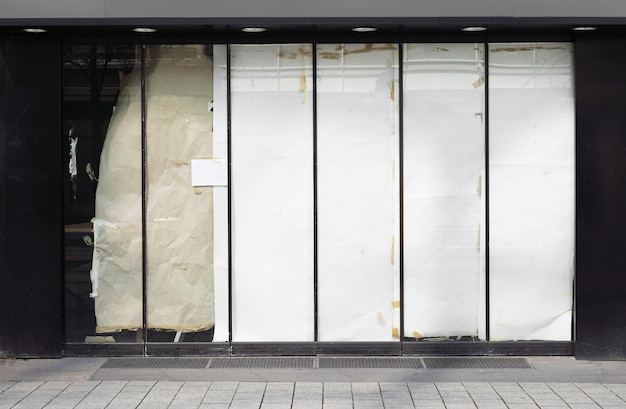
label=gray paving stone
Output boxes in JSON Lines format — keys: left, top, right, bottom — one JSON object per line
{"left": 9, "top": 381, "right": 44, "bottom": 391}
{"left": 319, "top": 404, "right": 354, "bottom": 409}
{"left": 199, "top": 404, "right": 230, "bottom": 409}
{"left": 352, "top": 382, "right": 380, "bottom": 393}
{"left": 531, "top": 399, "right": 568, "bottom": 407}
{"left": 291, "top": 401, "right": 322, "bottom": 409}
{"left": 443, "top": 404, "right": 477, "bottom": 409}
{"left": 504, "top": 404, "right": 540, "bottom": 409}
{"left": 588, "top": 396, "right": 626, "bottom": 406}
{"left": 473, "top": 403, "right": 507, "bottom": 409}
{"left": 501, "top": 395, "right": 537, "bottom": 404}
{"left": 567, "top": 405, "right": 602, "bottom": 409}
{"left": 260, "top": 403, "right": 292, "bottom": 409}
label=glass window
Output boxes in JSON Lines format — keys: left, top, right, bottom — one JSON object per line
{"left": 63, "top": 44, "right": 143, "bottom": 343}
{"left": 488, "top": 43, "right": 575, "bottom": 341}
{"left": 402, "top": 43, "right": 487, "bottom": 341}
{"left": 230, "top": 44, "right": 315, "bottom": 342}
{"left": 316, "top": 43, "right": 400, "bottom": 341}
{"left": 144, "top": 44, "right": 218, "bottom": 342}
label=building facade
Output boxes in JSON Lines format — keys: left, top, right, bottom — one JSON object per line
{"left": 1, "top": 0, "right": 625, "bottom": 359}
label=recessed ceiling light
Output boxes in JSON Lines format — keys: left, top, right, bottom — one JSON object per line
{"left": 23, "top": 28, "right": 47, "bottom": 33}
{"left": 133, "top": 27, "right": 157, "bottom": 33}
{"left": 241, "top": 27, "right": 267, "bottom": 33}
{"left": 352, "top": 26, "right": 377, "bottom": 33}
{"left": 462, "top": 26, "right": 487, "bottom": 32}
{"left": 573, "top": 26, "right": 597, "bottom": 31}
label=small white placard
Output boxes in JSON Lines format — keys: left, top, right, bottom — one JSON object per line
{"left": 191, "top": 158, "right": 228, "bottom": 186}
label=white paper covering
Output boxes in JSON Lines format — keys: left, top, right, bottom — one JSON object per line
{"left": 402, "top": 43, "right": 487, "bottom": 340}
{"left": 488, "top": 43, "right": 575, "bottom": 341}
{"left": 230, "top": 45, "right": 315, "bottom": 342}
{"left": 317, "top": 44, "right": 400, "bottom": 341}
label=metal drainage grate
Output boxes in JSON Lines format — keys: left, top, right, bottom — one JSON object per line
{"left": 208, "top": 357, "right": 315, "bottom": 369}
{"left": 319, "top": 357, "right": 424, "bottom": 369}
{"left": 101, "top": 358, "right": 210, "bottom": 369}
{"left": 423, "top": 357, "right": 531, "bottom": 369}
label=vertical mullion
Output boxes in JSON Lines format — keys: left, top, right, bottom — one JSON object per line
{"left": 484, "top": 40, "right": 491, "bottom": 342}
{"left": 226, "top": 44, "right": 233, "bottom": 350}
{"left": 140, "top": 39, "right": 148, "bottom": 354}
{"left": 312, "top": 39, "right": 319, "bottom": 344}
{"left": 398, "top": 42, "right": 405, "bottom": 349}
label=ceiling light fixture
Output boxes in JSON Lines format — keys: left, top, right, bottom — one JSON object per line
{"left": 573, "top": 26, "right": 597, "bottom": 31}
{"left": 133, "top": 27, "right": 157, "bottom": 33}
{"left": 352, "top": 26, "right": 377, "bottom": 33}
{"left": 462, "top": 26, "right": 487, "bottom": 32}
{"left": 241, "top": 27, "right": 267, "bottom": 33}
{"left": 23, "top": 28, "right": 47, "bottom": 33}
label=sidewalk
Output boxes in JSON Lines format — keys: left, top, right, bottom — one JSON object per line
{"left": 2, "top": 356, "right": 626, "bottom": 408}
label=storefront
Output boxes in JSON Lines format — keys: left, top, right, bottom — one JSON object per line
{"left": 1, "top": 0, "right": 626, "bottom": 360}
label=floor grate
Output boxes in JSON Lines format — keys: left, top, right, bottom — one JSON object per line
{"left": 423, "top": 357, "right": 531, "bottom": 369}
{"left": 100, "top": 356, "right": 531, "bottom": 370}
{"left": 208, "top": 357, "right": 315, "bottom": 369}
{"left": 101, "top": 357, "right": 210, "bottom": 369}
{"left": 319, "top": 357, "right": 424, "bottom": 369}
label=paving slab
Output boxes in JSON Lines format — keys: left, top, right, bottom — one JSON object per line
{"left": 0, "top": 357, "right": 626, "bottom": 408}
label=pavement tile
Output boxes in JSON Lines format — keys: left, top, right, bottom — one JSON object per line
{"left": 559, "top": 396, "right": 597, "bottom": 404}
{"left": 473, "top": 403, "right": 507, "bottom": 409}
{"left": 38, "top": 381, "right": 72, "bottom": 390}
{"left": 199, "top": 404, "right": 230, "bottom": 409}
{"left": 291, "top": 401, "right": 322, "bottom": 409}
{"left": 319, "top": 404, "right": 354, "bottom": 409}
{"left": 260, "top": 403, "right": 292, "bottom": 409}
{"left": 8, "top": 381, "right": 44, "bottom": 391}
{"left": 436, "top": 382, "right": 466, "bottom": 390}
{"left": 531, "top": 399, "right": 568, "bottom": 407}
{"left": 589, "top": 397, "right": 626, "bottom": 406}
{"left": 352, "top": 382, "right": 380, "bottom": 393}
{"left": 354, "top": 403, "right": 384, "bottom": 409}
{"left": 504, "top": 404, "right": 540, "bottom": 409}
{"left": 5, "top": 372, "right": 626, "bottom": 409}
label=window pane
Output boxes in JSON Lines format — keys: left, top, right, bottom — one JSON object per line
{"left": 144, "top": 45, "right": 218, "bottom": 342}
{"left": 230, "top": 44, "right": 315, "bottom": 342}
{"left": 317, "top": 43, "right": 400, "bottom": 341}
{"left": 402, "top": 43, "right": 487, "bottom": 341}
{"left": 488, "top": 43, "right": 575, "bottom": 341}
{"left": 63, "top": 44, "right": 143, "bottom": 342}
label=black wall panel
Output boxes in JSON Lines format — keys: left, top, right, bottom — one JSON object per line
{"left": 0, "top": 35, "right": 63, "bottom": 357}
{"left": 576, "top": 34, "right": 626, "bottom": 360}
{"left": 0, "top": 35, "right": 7, "bottom": 358}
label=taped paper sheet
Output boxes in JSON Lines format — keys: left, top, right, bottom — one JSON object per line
{"left": 488, "top": 43, "right": 574, "bottom": 341}
{"left": 91, "top": 45, "right": 215, "bottom": 333}
{"left": 230, "top": 44, "right": 314, "bottom": 342}
{"left": 317, "top": 43, "right": 400, "bottom": 342}
{"left": 191, "top": 158, "right": 227, "bottom": 186}
{"left": 402, "top": 43, "right": 487, "bottom": 340}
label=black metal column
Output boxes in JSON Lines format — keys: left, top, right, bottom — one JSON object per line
{"left": 0, "top": 34, "right": 63, "bottom": 357}
{"left": 576, "top": 33, "right": 626, "bottom": 360}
